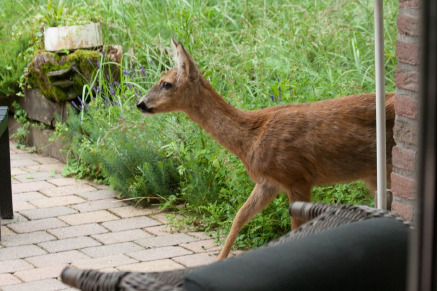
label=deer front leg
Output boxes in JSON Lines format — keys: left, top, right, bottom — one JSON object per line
{"left": 217, "top": 183, "right": 279, "bottom": 260}
{"left": 286, "top": 183, "right": 311, "bottom": 230}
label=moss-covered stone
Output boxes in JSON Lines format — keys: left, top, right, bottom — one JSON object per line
{"left": 27, "top": 50, "right": 102, "bottom": 102}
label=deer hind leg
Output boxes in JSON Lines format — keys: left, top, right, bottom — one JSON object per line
{"left": 286, "top": 182, "right": 312, "bottom": 230}
{"left": 217, "top": 183, "right": 279, "bottom": 260}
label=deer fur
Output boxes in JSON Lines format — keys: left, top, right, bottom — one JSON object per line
{"left": 137, "top": 38, "right": 395, "bottom": 260}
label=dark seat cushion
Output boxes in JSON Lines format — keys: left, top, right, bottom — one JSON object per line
{"left": 184, "top": 218, "right": 409, "bottom": 291}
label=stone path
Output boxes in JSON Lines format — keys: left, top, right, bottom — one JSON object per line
{"left": 0, "top": 142, "right": 232, "bottom": 290}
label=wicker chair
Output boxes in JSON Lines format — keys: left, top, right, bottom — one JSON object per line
{"left": 61, "top": 202, "right": 412, "bottom": 291}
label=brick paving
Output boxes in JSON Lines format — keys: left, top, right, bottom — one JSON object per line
{"left": 0, "top": 142, "right": 235, "bottom": 290}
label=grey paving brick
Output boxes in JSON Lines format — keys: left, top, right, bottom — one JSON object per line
{"left": 13, "top": 172, "right": 62, "bottom": 183}
{"left": 0, "top": 225, "right": 15, "bottom": 236}
{"left": 75, "top": 189, "right": 117, "bottom": 201}
{"left": 24, "top": 163, "right": 64, "bottom": 173}
{"left": 10, "top": 153, "right": 34, "bottom": 160}
{"left": 81, "top": 242, "right": 144, "bottom": 258}
{"left": 135, "top": 233, "right": 197, "bottom": 248}
{"left": 8, "top": 217, "right": 68, "bottom": 233}
{"left": 12, "top": 192, "right": 46, "bottom": 202}
{"left": 14, "top": 264, "right": 66, "bottom": 282}
{"left": 19, "top": 206, "right": 77, "bottom": 220}
{"left": 30, "top": 195, "right": 85, "bottom": 208}
{"left": 108, "top": 205, "right": 159, "bottom": 218}
{"left": 117, "top": 259, "right": 184, "bottom": 272}
{"left": 1, "top": 231, "right": 56, "bottom": 247}
{"left": 71, "top": 254, "right": 137, "bottom": 270}
{"left": 10, "top": 168, "right": 29, "bottom": 175}
{"left": 127, "top": 246, "right": 192, "bottom": 262}
{"left": 0, "top": 259, "right": 33, "bottom": 273}
{"left": 10, "top": 159, "right": 40, "bottom": 168}
{"left": 0, "top": 273, "right": 21, "bottom": 287}
{"left": 39, "top": 237, "right": 101, "bottom": 253}
{"left": 1, "top": 279, "right": 67, "bottom": 291}
{"left": 92, "top": 229, "right": 151, "bottom": 245}
{"left": 144, "top": 225, "right": 175, "bottom": 236}
{"left": 58, "top": 210, "right": 119, "bottom": 225}
{"left": 13, "top": 201, "right": 36, "bottom": 211}
{"left": 12, "top": 181, "right": 56, "bottom": 194}
{"left": 31, "top": 156, "right": 61, "bottom": 164}
{"left": 48, "top": 223, "right": 108, "bottom": 239}
{"left": 71, "top": 198, "right": 127, "bottom": 212}
{"left": 40, "top": 184, "right": 96, "bottom": 197}
{"left": 180, "top": 239, "right": 221, "bottom": 253}
{"left": 0, "top": 245, "right": 47, "bottom": 261}
{"left": 25, "top": 250, "right": 91, "bottom": 268}
{"left": 102, "top": 216, "right": 161, "bottom": 232}
{"left": 172, "top": 252, "right": 217, "bottom": 267}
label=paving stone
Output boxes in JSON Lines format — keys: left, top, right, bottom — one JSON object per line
{"left": 75, "top": 189, "right": 117, "bottom": 201}
{"left": 92, "top": 229, "right": 152, "bottom": 245}
{"left": 71, "top": 254, "right": 137, "bottom": 270}
{"left": 127, "top": 246, "right": 192, "bottom": 262}
{"left": 71, "top": 198, "right": 127, "bottom": 213}
{"left": 108, "top": 205, "right": 159, "bottom": 218}
{"left": 1, "top": 279, "right": 67, "bottom": 291}
{"left": 30, "top": 195, "right": 85, "bottom": 208}
{"left": 12, "top": 192, "right": 46, "bottom": 202}
{"left": 81, "top": 242, "right": 144, "bottom": 258}
{"left": 13, "top": 201, "right": 36, "bottom": 211}
{"left": 10, "top": 153, "right": 35, "bottom": 160}
{"left": 39, "top": 237, "right": 101, "bottom": 253}
{"left": 46, "top": 177, "right": 84, "bottom": 186}
{"left": 48, "top": 223, "right": 108, "bottom": 239}
{"left": 172, "top": 252, "right": 217, "bottom": 267}
{"left": 0, "top": 259, "right": 33, "bottom": 273}
{"left": 31, "top": 156, "right": 61, "bottom": 164}
{"left": 13, "top": 172, "right": 62, "bottom": 183}
{"left": 117, "top": 259, "right": 184, "bottom": 273}
{"left": 14, "top": 264, "right": 66, "bottom": 282}
{"left": 19, "top": 206, "right": 77, "bottom": 220}
{"left": 0, "top": 226, "right": 15, "bottom": 236}
{"left": 1, "top": 231, "right": 56, "bottom": 247}
{"left": 135, "top": 233, "right": 197, "bottom": 248}
{"left": 1, "top": 213, "right": 29, "bottom": 225}
{"left": 144, "top": 225, "right": 175, "bottom": 236}
{"left": 102, "top": 216, "right": 161, "bottom": 232}
{"left": 0, "top": 273, "right": 21, "bottom": 286}
{"left": 40, "top": 184, "right": 96, "bottom": 197}
{"left": 10, "top": 159, "right": 40, "bottom": 168}
{"left": 59, "top": 210, "right": 119, "bottom": 225}
{"left": 0, "top": 245, "right": 47, "bottom": 261}
{"left": 24, "top": 163, "right": 64, "bottom": 173}
{"left": 10, "top": 168, "right": 29, "bottom": 175}
{"left": 8, "top": 217, "right": 68, "bottom": 233}
{"left": 12, "top": 181, "right": 56, "bottom": 194}
{"left": 92, "top": 184, "right": 111, "bottom": 190}
{"left": 187, "top": 231, "right": 214, "bottom": 240}
{"left": 26, "top": 250, "right": 91, "bottom": 268}
{"left": 180, "top": 239, "right": 221, "bottom": 253}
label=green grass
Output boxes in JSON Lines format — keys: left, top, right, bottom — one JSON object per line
{"left": 1, "top": 0, "right": 398, "bottom": 249}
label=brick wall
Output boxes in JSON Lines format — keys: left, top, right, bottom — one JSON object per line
{"left": 391, "top": 0, "right": 421, "bottom": 221}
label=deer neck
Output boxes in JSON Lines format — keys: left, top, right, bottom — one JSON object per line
{"left": 184, "top": 80, "right": 255, "bottom": 161}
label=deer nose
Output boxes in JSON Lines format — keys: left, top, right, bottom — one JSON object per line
{"left": 137, "top": 101, "right": 153, "bottom": 113}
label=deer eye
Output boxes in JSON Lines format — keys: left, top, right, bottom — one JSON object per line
{"left": 161, "top": 82, "right": 172, "bottom": 90}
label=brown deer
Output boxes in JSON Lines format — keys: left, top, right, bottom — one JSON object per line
{"left": 137, "top": 39, "right": 395, "bottom": 260}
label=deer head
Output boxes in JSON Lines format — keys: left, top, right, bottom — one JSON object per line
{"left": 137, "top": 38, "right": 201, "bottom": 114}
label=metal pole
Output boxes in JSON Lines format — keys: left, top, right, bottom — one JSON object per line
{"left": 374, "top": 0, "right": 387, "bottom": 210}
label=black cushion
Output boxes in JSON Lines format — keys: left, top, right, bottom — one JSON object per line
{"left": 184, "top": 218, "right": 409, "bottom": 291}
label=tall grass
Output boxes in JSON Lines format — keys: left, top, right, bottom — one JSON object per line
{"left": 2, "top": 0, "right": 399, "bottom": 249}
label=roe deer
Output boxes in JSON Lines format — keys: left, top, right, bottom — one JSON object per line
{"left": 137, "top": 39, "right": 395, "bottom": 260}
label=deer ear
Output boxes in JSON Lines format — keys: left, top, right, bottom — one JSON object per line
{"left": 171, "top": 38, "right": 199, "bottom": 81}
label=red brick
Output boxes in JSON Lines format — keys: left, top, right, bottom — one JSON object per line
{"left": 394, "top": 117, "right": 418, "bottom": 146}
{"left": 395, "top": 94, "right": 418, "bottom": 119}
{"left": 391, "top": 200, "right": 414, "bottom": 221}
{"left": 396, "top": 40, "right": 419, "bottom": 66}
{"left": 397, "top": 13, "right": 420, "bottom": 36}
{"left": 391, "top": 172, "right": 416, "bottom": 199}
{"left": 399, "top": 0, "right": 421, "bottom": 9}
{"left": 395, "top": 67, "right": 419, "bottom": 92}
{"left": 392, "top": 146, "right": 416, "bottom": 171}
